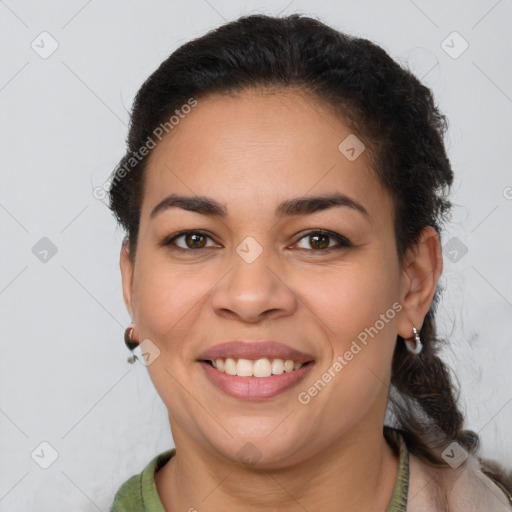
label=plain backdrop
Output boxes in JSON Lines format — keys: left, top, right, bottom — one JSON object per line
{"left": 1, "top": 0, "right": 511, "bottom": 510}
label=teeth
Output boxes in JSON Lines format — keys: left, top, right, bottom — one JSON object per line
{"left": 236, "top": 358, "right": 253, "bottom": 377}
{"left": 253, "top": 358, "right": 272, "bottom": 377}
{"left": 284, "top": 360, "right": 294, "bottom": 372}
{"left": 224, "top": 358, "right": 237, "bottom": 375}
{"left": 209, "top": 357, "right": 305, "bottom": 377}
{"left": 271, "top": 359, "right": 284, "bottom": 375}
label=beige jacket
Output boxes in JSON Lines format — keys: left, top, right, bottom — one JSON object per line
{"left": 407, "top": 451, "right": 512, "bottom": 511}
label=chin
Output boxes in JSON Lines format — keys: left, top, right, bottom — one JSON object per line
{"left": 207, "top": 427, "right": 311, "bottom": 469}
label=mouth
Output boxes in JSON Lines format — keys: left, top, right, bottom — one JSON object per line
{"left": 198, "top": 357, "right": 315, "bottom": 401}
{"left": 197, "top": 340, "right": 316, "bottom": 400}
{"left": 200, "top": 357, "right": 315, "bottom": 377}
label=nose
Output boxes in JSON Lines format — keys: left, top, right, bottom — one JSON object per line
{"left": 210, "top": 244, "right": 297, "bottom": 324}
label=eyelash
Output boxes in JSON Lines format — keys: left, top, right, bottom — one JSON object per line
{"left": 160, "top": 229, "right": 353, "bottom": 253}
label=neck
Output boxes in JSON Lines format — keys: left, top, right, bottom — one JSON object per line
{"left": 155, "top": 423, "right": 399, "bottom": 512}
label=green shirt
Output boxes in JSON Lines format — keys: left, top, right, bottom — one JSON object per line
{"left": 110, "top": 432, "right": 409, "bottom": 511}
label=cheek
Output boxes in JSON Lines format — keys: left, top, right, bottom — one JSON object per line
{"left": 131, "top": 252, "right": 210, "bottom": 352}
{"left": 304, "top": 257, "right": 400, "bottom": 345}
{"left": 297, "top": 250, "right": 400, "bottom": 413}
{"left": 297, "top": 265, "right": 398, "bottom": 432}
{"left": 131, "top": 255, "right": 210, "bottom": 412}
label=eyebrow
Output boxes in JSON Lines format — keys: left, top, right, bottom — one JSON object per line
{"left": 149, "top": 192, "right": 369, "bottom": 219}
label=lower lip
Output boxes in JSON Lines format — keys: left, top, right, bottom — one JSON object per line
{"left": 199, "top": 361, "right": 315, "bottom": 401}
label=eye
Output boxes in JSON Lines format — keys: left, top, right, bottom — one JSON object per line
{"left": 294, "top": 230, "right": 352, "bottom": 251}
{"left": 160, "top": 229, "right": 352, "bottom": 253}
{"left": 160, "top": 230, "right": 219, "bottom": 251}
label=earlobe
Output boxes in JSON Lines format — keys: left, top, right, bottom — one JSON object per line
{"left": 119, "top": 242, "right": 135, "bottom": 319}
{"left": 396, "top": 226, "right": 443, "bottom": 337}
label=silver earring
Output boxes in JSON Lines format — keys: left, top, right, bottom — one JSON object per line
{"left": 405, "top": 326, "right": 422, "bottom": 355}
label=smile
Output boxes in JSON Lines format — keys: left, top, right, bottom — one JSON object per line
{"left": 199, "top": 359, "right": 315, "bottom": 400}
{"left": 205, "top": 357, "right": 310, "bottom": 377}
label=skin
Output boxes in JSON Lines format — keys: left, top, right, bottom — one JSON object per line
{"left": 120, "top": 87, "right": 443, "bottom": 511}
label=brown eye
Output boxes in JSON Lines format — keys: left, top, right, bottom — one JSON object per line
{"left": 183, "top": 233, "right": 207, "bottom": 249}
{"left": 309, "top": 233, "right": 329, "bottom": 250}
{"left": 295, "top": 230, "right": 352, "bottom": 251}
{"left": 161, "top": 230, "right": 218, "bottom": 251}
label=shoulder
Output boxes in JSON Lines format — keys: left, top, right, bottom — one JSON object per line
{"left": 407, "top": 449, "right": 512, "bottom": 512}
{"left": 110, "top": 449, "right": 176, "bottom": 512}
{"left": 110, "top": 473, "right": 143, "bottom": 512}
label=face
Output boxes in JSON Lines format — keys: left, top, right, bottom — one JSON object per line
{"left": 121, "top": 88, "right": 410, "bottom": 468}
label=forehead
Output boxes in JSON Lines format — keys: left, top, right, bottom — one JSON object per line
{"left": 141, "top": 88, "right": 391, "bottom": 221}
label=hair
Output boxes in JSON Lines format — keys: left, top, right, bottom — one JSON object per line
{"left": 108, "top": 13, "right": 512, "bottom": 498}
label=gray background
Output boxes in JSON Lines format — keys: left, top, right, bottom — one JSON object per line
{"left": 1, "top": 0, "right": 511, "bottom": 510}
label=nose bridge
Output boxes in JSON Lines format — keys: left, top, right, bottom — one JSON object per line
{"left": 230, "top": 235, "right": 277, "bottom": 299}
{"left": 210, "top": 234, "right": 296, "bottom": 321}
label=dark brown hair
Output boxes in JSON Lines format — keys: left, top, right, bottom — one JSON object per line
{"left": 108, "top": 13, "right": 512, "bottom": 497}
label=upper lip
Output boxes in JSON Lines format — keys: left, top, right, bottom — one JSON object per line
{"left": 198, "top": 341, "right": 315, "bottom": 363}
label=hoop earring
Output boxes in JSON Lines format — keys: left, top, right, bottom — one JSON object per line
{"left": 404, "top": 326, "right": 422, "bottom": 355}
{"left": 124, "top": 326, "right": 139, "bottom": 363}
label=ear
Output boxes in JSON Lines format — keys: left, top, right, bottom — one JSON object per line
{"left": 120, "top": 241, "right": 135, "bottom": 319}
{"left": 396, "top": 226, "right": 443, "bottom": 338}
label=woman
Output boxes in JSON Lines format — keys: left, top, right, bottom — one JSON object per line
{"left": 108, "top": 13, "right": 512, "bottom": 511}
